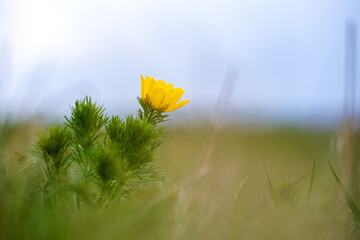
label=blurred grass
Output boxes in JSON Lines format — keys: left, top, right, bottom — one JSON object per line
{"left": 0, "top": 121, "right": 356, "bottom": 239}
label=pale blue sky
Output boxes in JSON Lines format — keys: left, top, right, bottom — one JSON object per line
{"left": 0, "top": 0, "right": 359, "bottom": 125}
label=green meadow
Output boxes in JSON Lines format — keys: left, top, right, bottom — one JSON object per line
{"left": 1, "top": 120, "right": 358, "bottom": 240}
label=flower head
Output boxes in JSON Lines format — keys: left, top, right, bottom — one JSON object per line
{"left": 141, "top": 75, "right": 190, "bottom": 112}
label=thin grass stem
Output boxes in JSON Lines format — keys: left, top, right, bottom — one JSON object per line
{"left": 262, "top": 157, "right": 278, "bottom": 208}
{"left": 328, "top": 160, "right": 360, "bottom": 231}
{"left": 307, "top": 153, "right": 317, "bottom": 207}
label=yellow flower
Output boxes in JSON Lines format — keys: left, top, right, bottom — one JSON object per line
{"left": 141, "top": 75, "right": 190, "bottom": 112}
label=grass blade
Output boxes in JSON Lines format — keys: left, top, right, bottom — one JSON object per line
{"left": 328, "top": 160, "right": 360, "bottom": 230}
{"left": 307, "top": 154, "right": 317, "bottom": 207}
{"left": 262, "top": 158, "right": 278, "bottom": 208}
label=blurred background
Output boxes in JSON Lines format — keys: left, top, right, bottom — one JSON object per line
{"left": 2, "top": 1, "right": 360, "bottom": 239}
{"left": 1, "top": 0, "right": 359, "bottom": 127}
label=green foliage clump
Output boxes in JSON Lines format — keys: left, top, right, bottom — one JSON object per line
{"left": 95, "top": 147, "right": 119, "bottom": 184}
{"left": 106, "top": 115, "right": 164, "bottom": 168}
{"left": 36, "top": 124, "right": 72, "bottom": 175}
{"left": 65, "top": 96, "right": 109, "bottom": 151}
{"left": 23, "top": 96, "right": 166, "bottom": 208}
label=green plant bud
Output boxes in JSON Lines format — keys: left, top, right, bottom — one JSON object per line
{"left": 65, "top": 96, "right": 109, "bottom": 150}
{"left": 36, "top": 124, "right": 72, "bottom": 172}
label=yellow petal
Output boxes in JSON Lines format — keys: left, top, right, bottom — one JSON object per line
{"left": 164, "top": 100, "right": 190, "bottom": 112}
{"left": 163, "top": 89, "right": 175, "bottom": 105}
{"left": 165, "top": 83, "right": 174, "bottom": 91}
{"left": 142, "top": 75, "right": 151, "bottom": 99}
{"left": 141, "top": 75, "right": 146, "bottom": 99}
{"left": 146, "top": 77, "right": 156, "bottom": 96}
{"left": 151, "top": 88, "right": 166, "bottom": 108}
{"left": 156, "top": 80, "right": 166, "bottom": 90}
{"left": 146, "top": 93, "right": 151, "bottom": 103}
{"left": 157, "top": 104, "right": 169, "bottom": 112}
{"left": 168, "top": 88, "right": 185, "bottom": 106}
